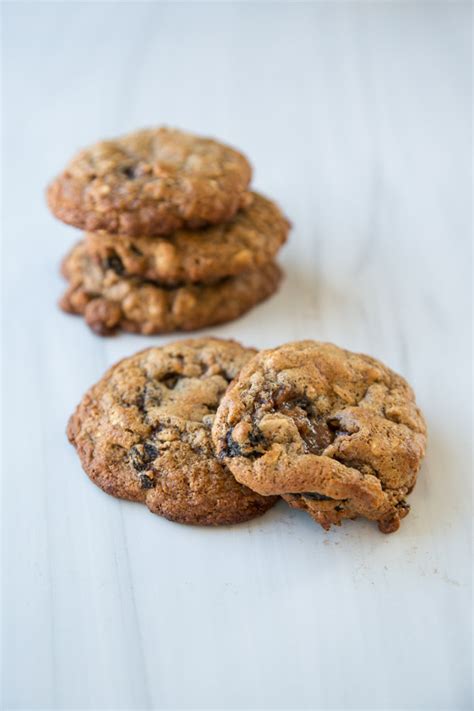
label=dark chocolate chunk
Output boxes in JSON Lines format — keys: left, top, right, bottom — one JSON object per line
{"left": 105, "top": 254, "right": 125, "bottom": 275}
{"left": 162, "top": 373, "right": 181, "bottom": 389}
{"left": 129, "top": 441, "right": 159, "bottom": 471}
{"left": 222, "top": 429, "right": 243, "bottom": 457}
{"left": 121, "top": 165, "right": 137, "bottom": 179}
{"left": 138, "top": 472, "right": 156, "bottom": 489}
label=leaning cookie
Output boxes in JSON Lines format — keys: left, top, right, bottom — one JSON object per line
{"left": 60, "top": 241, "right": 282, "bottom": 336}
{"left": 47, "top": 127, "right": 252, "bottom": 236}
{"left": 67, "top": 338, "right": 278, "bottom": 525}
{"left": 84, "top": 192, "right": 290, "bottom": 285}
{"left": 212, "top": 341, "right": 427, "bottom": 533}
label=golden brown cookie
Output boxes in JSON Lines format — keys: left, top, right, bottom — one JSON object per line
{"left": 84, "top": 192, "right": 290, "bottom": 285}
{"left": 60, "top": 241, "right": 282, "bottom": 336}
{"left": 212, "top": 341, "right": 427, "bottom": 533}
{"left": 67, "top": 338, "right": 278, "bottom": 525}
{"left": 47, "top": 127, "right": 252, "bottom": 236}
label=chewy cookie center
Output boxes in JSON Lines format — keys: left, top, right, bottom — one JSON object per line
{"left": 221, "top": 386, "right": 339, "bottom": 459}
{"left": 270, "top": 387, "right": 336, "bottom": 455}
{"left": 278, "top": 399, "right": 335, "bottom": 455}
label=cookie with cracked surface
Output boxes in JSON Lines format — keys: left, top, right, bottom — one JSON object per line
{"left": 47, "top": 127, "right": 252, "bottom": 236}
{"left": 212, "top": 341, "right": 427, "bottom": 533}
{"left": 67, "top": 338, "right": 278, "bottom": 525}
{"left": 60, "top": 241, "right": 282, "bottom": 336}
{"left": 84, "top": 192, "right": 290, "bottom": 285}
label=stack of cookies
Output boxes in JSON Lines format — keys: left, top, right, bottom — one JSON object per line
{"left": 68, "top": 337, "right": 427, "bottom": 533}
{"left": 47, "top": 127, "right": 290, "bottom": 335}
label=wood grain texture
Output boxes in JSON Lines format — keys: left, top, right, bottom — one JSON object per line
{"left": 2, "top": 2, "right": 471, "bottom": 709}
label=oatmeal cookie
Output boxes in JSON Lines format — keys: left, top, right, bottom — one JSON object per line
{"left": 84, "top": 192, "right": 289, "bottom": 284}
{"left": 212, "top": 341, "right": 427, "bottom": 533}
{"left": 47, "top": 127, "right": 252, "bottom": 235}
{"left": 67, "top": 338, "right": 278, "bottom": 525}
{"left": 60, "top": 241, "right": 282, "bottom": 336}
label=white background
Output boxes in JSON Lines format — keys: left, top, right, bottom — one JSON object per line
{"left": 2, "top": 2, "right": 472, "bottom": 710}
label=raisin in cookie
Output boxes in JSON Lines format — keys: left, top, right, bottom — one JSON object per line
{"left": 84, "top": 192, "right": 290, "bottom": 285}
{"left": 47, "top": 127, "right": 252, "bottom": 236}
{"left": 67, "top": 338, "right": 278, "bottom": 525}
{"left": 212, "top": 341, "right": 427, "bottom": 533}
{"left": 60, "top": 241, "right": 282, "bottom": 336}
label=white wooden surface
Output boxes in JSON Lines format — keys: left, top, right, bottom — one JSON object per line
{"left": 2, "top": 3, "right": 472, "bottom": 710}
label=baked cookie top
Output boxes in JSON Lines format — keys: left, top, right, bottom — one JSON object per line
{"left": 47, "top": 127, "right": 252, "bottom": 236}
{"left": 84, "top": 192, "right": 290, "bottom": 284}
{"left": 60, "top": 241, "right": 281, "bottom": 336}
{"left": 212, "top": 341, "right": 427, "bottom": 533}
{"left": 67, "top": 338, "right": 277, "bottom": 525}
